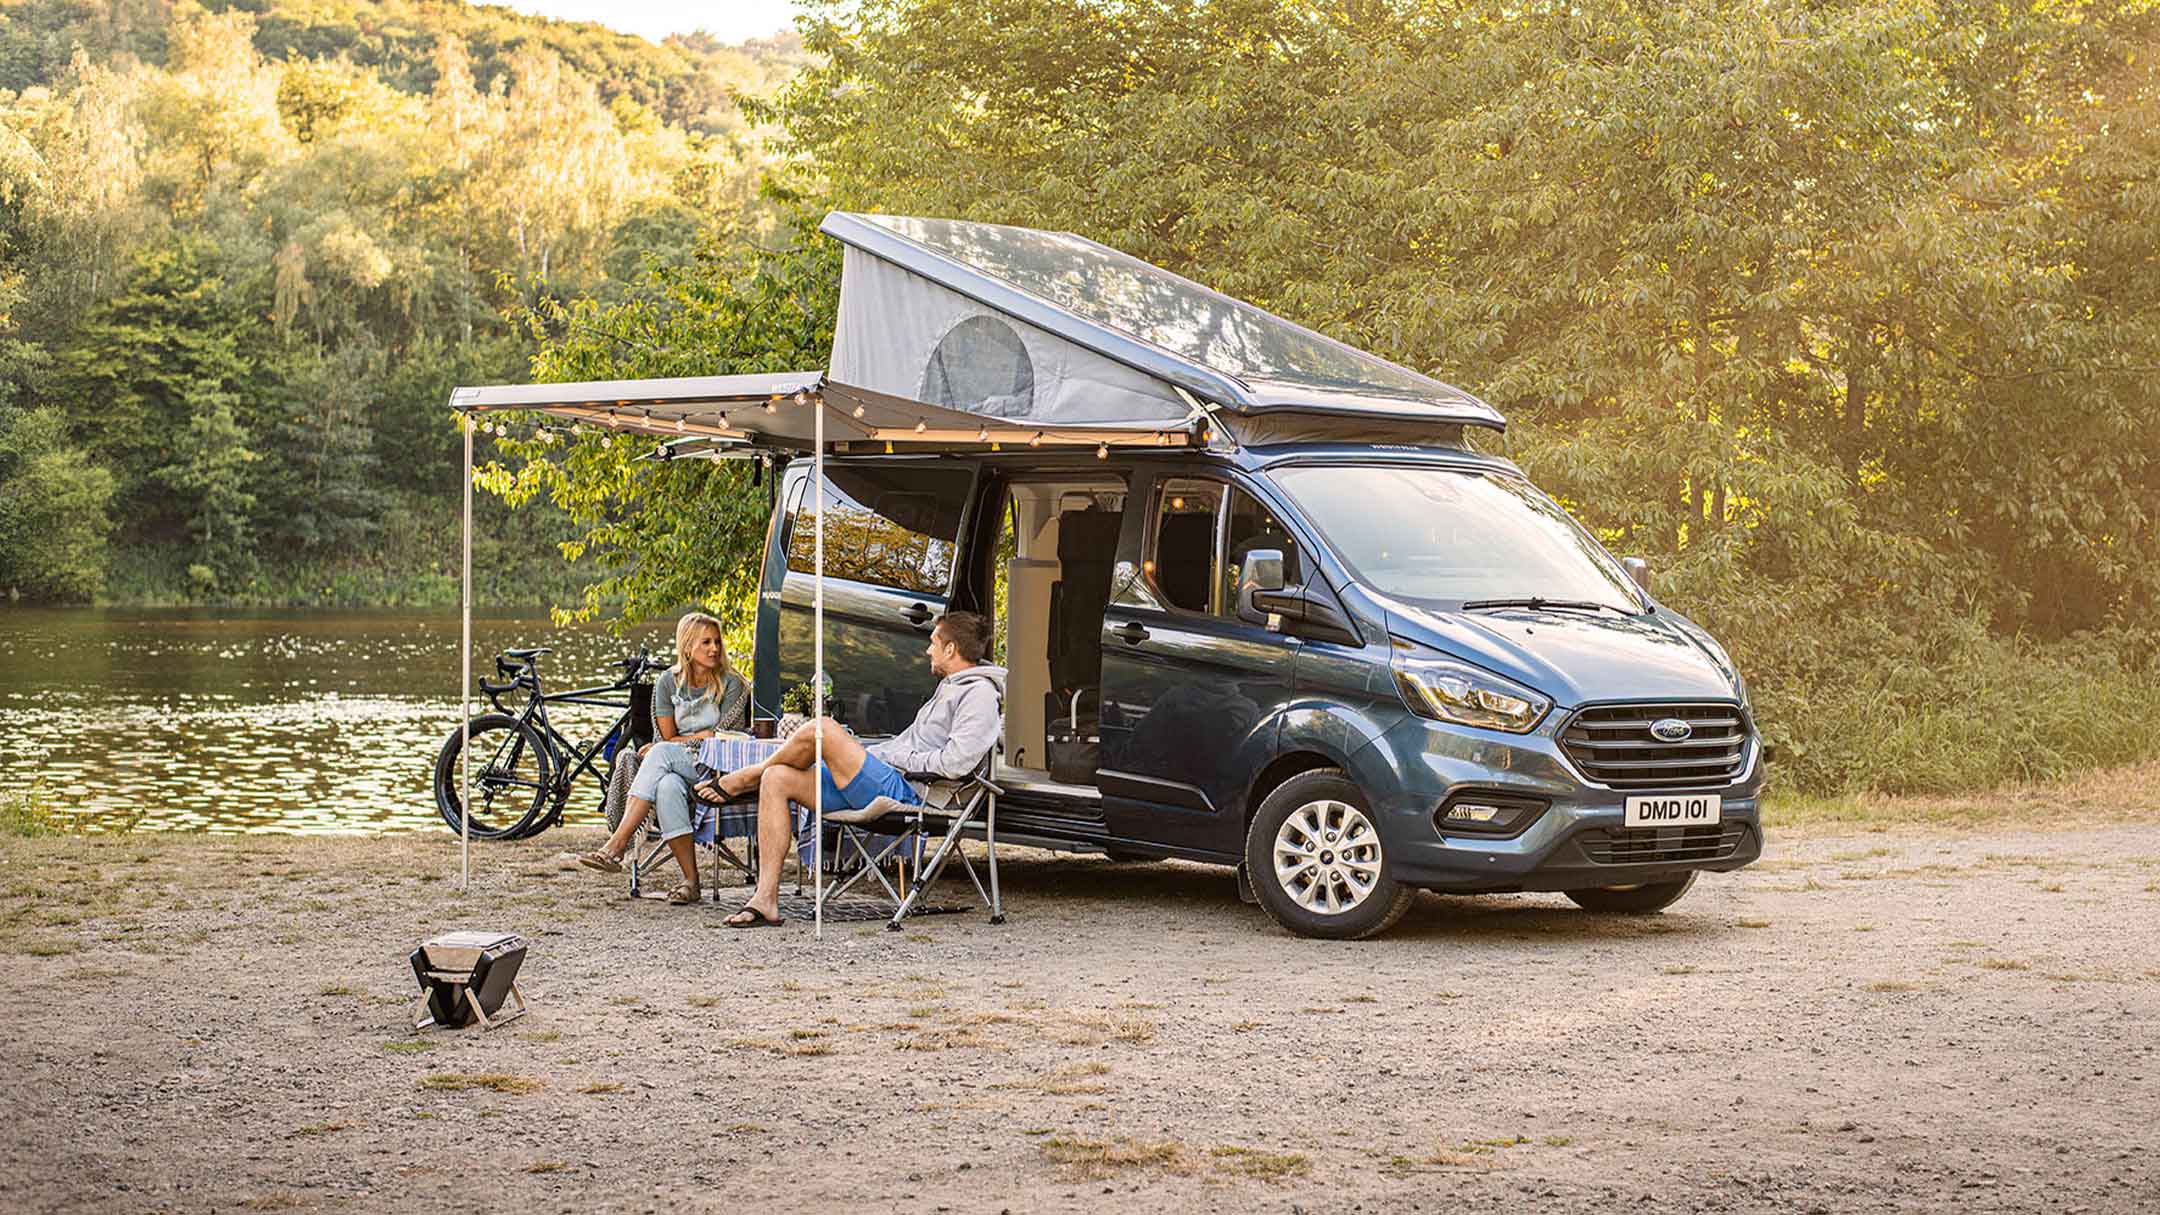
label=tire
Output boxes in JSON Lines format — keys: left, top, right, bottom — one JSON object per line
{"left": 1244, "top": 768, "right": 1416, "bottom": 940}
{"left": 1564, "top": 871, "right": 1697, "bottom": 914}
{"left": 433, "top": 714, "right": 554, "bottom": 840}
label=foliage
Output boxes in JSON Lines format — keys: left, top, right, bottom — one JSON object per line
{"left": 740, "top": 0, "right": 2160, "bottom": 794}
{"left": 0, "top": 404, "right": 116, "bottom": 599}
{"left": 476, "top": 200, "right": 840, "bottom": 633}
{"left": 0, "top": 1, "right": 802, "bottom": 604}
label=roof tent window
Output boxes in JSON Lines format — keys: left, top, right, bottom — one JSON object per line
{"left": 921, "top": 314, "right": 1035, "bottom": 417}
{"left": 787, "top": 465, "right": 974, "bottom": 595}
{"left": 866, "top": 215, "right": 1440, "bottom": 399}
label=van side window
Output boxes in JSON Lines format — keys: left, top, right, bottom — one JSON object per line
{"left": 1222, "top": 485, "right": 1303, "bottom": 611}
{"left": 786, "top": 465, "right": 973, "bottom": 594}
{"left": 1148, "top": 478, "right": 1224, "bottom": 613}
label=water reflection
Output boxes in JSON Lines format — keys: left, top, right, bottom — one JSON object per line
{"left": 0, "top": 608, "right": 672, "bottom": 835}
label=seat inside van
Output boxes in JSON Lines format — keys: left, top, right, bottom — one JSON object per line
{"left": 996, "top": 480, "right": 1124, "bottom": 788}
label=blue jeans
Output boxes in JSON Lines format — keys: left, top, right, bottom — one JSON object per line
{"left": 628, "top": 741, "right": 701, "bottom": 841}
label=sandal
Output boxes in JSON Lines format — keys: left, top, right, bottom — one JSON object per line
{"left": 576, "top": 850, "right": 623, "bottom": 874}
{"left": 667, "top": 881, "right": 702, "bottom": 906}
{"left": 725, "top": 905, "right": 786, "bottom": 929}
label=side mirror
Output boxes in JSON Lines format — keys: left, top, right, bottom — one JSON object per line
{"left": 1236, "top": 549, "right": 1287, "bottom": 626}
{"left": 1622, "top": 556, "right": 1651, "bottom": 591}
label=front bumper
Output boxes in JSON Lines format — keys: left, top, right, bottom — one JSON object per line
{"left": 1349, "top": 708, "right": 1766, "bottom": 893}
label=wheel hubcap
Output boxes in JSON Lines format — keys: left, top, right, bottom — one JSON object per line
{"left": 1273, "top": 799, "right": 1383, "bottom": 916}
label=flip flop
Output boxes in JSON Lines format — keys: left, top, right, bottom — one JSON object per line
{"left": 576, "top": 850, "right": 623, "bottom": 874}
{"left": 667, "top": 882, "right": 702, "bottom": 906}
{"left": 725, "top": 905, "right": 786, "bottom": 929}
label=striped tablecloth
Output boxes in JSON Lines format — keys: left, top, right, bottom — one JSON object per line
{"left": 696, "top": 735, "right": 786, "bottom": 783}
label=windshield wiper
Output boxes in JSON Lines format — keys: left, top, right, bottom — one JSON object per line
{"left": 1461, "top": 597, "right": 1631, "bottom": 615}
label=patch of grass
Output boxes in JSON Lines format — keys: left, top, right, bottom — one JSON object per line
{"left": 1854, "top": 924, "right": 1877, "bottom": 933}
{"left": 1040, "top": 1135, "right": 1193, "bottom": 1179}
{"left": 16, "top": 936, "right": 84, "bottom": 957}
{"left": 576, "top": 1081, "right": 622, "bottom": 1094}
{"left": 1542, "top": 1135, "right": 1573, "bottom": 1147}
{"left": 607, "top": 994, "right": 642, "bottom": 1007}
{"left": 1736, "top": 918, "right": 1772, "bottom": 929}
{"left": 687, "top": 994, "right": 725, "bottom": 1008}
{"left": 1048, "top": 1010, "right": 1157, "bottom": 1046}
{"left": 417, "top": 1073, "right": 543, "bottom": 1094}
{"left": 382, "top": 1040, "right": 438, "bottom": 1054}
{"left": 1660, "top": 964, "right": 1697, "bottom": 976}
{"left": 895, "top": 1027, "right": 987, "bottom": 1052}
{"left": 1344, "top": 994, "right": 1379, "bottom": 1004}
{"left": 318, "top": 983, "right": 356, "bottom": 997}
{"left": 524, "top": 1161, "right": 570, "bottom": 1174}
{"left": 1001, "top": 1062, "right": 1111, "bottom": 1096}
{"left": 1866, "top": 980, "right": 1922, "bottom": 993}
{"left": 1209, "top": 1145, "right": 1311, "bottom": 1179}
{"left": 729, "top": 1036, "right": 835, "bottom": 1057}
{"left": 290, "top": 1121, "right": 350, "bottom": 1137}
{"left": 1980, "top": 958, "right": 2031, "bottom": 971}
{"left": 0, "top": 782, "right": 72, "bottom": 838}
{"left": 1231, "top": 1020, "right": 1265, "bottom": 1032}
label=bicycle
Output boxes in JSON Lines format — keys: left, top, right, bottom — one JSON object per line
{"left": 432, "top": 645, "right": 660, "bottom": 840}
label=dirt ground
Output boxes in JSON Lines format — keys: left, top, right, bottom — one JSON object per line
{"left": 2, "top": 794, "right": 2157, "bottom": 1213}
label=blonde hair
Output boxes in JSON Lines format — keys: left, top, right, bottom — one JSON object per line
{"left": 673, "top": 611, "right": 728, "bottom": 691}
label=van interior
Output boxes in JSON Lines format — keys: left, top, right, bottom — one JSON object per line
{"left": 991, "top": 477, "right": 1125, "bottom": 793}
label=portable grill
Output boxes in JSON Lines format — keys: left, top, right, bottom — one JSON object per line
{"left": 408, "top": 930, "right": 528, "bottom": 1030}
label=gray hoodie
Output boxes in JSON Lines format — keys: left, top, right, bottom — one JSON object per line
{"left": 869, "top": 664, "right": 1007, "bottom": 780}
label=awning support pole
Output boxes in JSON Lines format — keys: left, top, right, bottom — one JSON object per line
{"left": 460, "top": 414, "right": 473, "bottom": 890}
{"left": 813, "top": 395, "right": 825, "bottom": 941}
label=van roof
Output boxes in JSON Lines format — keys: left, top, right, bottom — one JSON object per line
{"left": 820, "top": 212, "right": 1506, "bottom": 435}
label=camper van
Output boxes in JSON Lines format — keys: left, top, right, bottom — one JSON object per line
{"left": 746, "top": 214, "right": 1764, "bottom": 940}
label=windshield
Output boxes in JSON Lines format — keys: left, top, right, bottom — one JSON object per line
{"left": 1270, "top": 464, "right": 1645, "bottom": 611}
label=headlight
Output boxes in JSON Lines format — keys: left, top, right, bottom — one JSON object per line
{"left": 1391, "top": 648, "right": 1551, "bottom": 733}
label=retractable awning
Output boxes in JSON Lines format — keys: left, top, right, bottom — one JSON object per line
{"left": 447, "top": 371, "right": 1203, "bottom": 453}
{"left": 444, "top": 369, "right": 1198, "bottom": 938}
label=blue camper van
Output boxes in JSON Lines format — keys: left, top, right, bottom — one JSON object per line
{"left": 746, "top": 214, "right": 1764, "bottom": 940}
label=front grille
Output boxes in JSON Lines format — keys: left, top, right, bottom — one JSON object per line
{"left": 1559, "top": 702, "right": 1750, "bottom": 789}
{"left": 1580, "top": 823, "right": 1749, "bottom": 865}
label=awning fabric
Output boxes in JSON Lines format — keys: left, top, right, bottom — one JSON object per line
{"left": 448, "top": 372, "right": 1199, "bottom": 453}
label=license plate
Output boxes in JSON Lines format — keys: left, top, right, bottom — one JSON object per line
{"left": 1623, "top": 794, "right": 1722, "bottom": 828}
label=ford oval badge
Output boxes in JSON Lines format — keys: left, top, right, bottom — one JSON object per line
{"left": 1650, "top": 717, "right": 1694, "bottom": 743}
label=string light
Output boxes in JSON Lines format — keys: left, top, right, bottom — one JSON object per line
{"left": 601, "top": 434, "right": 612, "bottom": 448}
{"left": 765, "top": 394, "right": 778, "bottom": 414}
{"left": 675, "top": 417, "right": 685, "bottom": 433}
{"left": 793, "top": 389, "right": 811, "bottom": 406}
{"left": 852, "top": 403, "right": 866, "bottom": 419}
{"left": 975, "top": 426, "right": 989, "bottom": 443}
{"left": 914, "top": 418, "right": 928, "bottom": 434}
{"left": 1097, "top": 442, "right": 1109, "bottom": 460}
{"left": 1029, "top": 432, "right": 1043, "bottom": 448}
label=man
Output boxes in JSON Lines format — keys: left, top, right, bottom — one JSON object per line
{"left": 709, "top": 611, "right": 1004, "bottom": 928}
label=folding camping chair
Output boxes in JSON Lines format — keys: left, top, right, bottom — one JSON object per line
{"left": 614, "top": 718, "right": 784, "bottom": 901}
{"left": 822, "top": 749, "right": 1005, "bottom": 930}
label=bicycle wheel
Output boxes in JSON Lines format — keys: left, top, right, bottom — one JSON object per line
{"left": 433, "top": 714, "right": 554, "bottom": 840}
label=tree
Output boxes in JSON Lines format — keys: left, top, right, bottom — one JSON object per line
{"left": 0, "top": 405, "right": 117, "bottom": 601}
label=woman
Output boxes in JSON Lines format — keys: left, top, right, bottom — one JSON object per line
{"left": 578, "top": 611, "right": 750, "bottom": 903}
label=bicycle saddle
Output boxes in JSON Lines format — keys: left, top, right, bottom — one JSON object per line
{"left": 501, "top": 646, "right": 552, "bottom": 661}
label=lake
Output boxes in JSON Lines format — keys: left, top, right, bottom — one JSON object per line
{"left": 1, "top": 608, "right": 676, "bottom": 834}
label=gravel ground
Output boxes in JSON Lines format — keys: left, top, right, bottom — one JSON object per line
{"left": 0, "top": 814, "right": 2155, "bottom": 1214}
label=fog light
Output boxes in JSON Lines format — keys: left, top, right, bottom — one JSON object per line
{"left": 1436, "top": 792, "right": 1548, "bottom": 837}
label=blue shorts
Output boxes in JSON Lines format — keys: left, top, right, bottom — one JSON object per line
{"left": 818, "top": 750, "right": 922, "bottom": 812}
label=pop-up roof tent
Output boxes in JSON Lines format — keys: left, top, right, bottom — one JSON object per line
{"left": 446, "top": 212, "right": 1505, "bottom": 930}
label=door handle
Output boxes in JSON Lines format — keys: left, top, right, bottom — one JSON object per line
{"left": 1114, "top": 620, "right": 1150, "bottom": 645}
{"left": 902, "top": 602, "right": 934, "bottom": 627}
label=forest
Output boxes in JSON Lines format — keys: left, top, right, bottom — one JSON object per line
{"left": 0, "top": 0, "right": 804, "bottom": 603}
{"left": 6, "top": 0, "right": 2159, "bottom": 796}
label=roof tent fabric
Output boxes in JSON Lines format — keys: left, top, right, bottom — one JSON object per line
{"left": 447, "top": 372, "right": 1197, "bottom": 453}
{"left": 819, "top": 212, "right": 1506, "bottom": 436}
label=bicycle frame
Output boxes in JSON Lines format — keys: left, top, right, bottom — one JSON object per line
{"left": 487, "top": 674, "right": 637, "bottom": 802}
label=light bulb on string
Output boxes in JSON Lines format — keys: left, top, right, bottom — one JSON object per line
{"left": 1097, "top": 442, "right": 1109, "bottom": 460}
{"left": 914, "top": 418, "right": 927, "bottom": 434}
{"left": 975, "top": 426, "right": 989, "bottom": 443}
{"left": 675, "top": 417, "right": 685, "bottom": 433}
{"left": 852, "top": 404, "right": 865, "bottom": 419}
{"left": 1029, "top": 432, "right": 1043, "bottom": 448}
